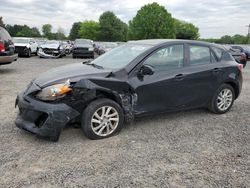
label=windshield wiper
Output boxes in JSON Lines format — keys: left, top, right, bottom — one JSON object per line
{"left": 86, "top": 63, "right": 104, "bottom": 69}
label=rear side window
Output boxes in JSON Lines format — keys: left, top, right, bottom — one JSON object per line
{"left": 189, "top": 45, "right": 214, "bottom": 66}
{"left": 212, "top": 47, "right": 223, "bottom": 60}
{"left": 0, "top": 27, "right": 12, "bottom": 41}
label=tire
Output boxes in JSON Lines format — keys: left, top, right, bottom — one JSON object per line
{"left": 27, "top": 49, "right": 31, "bottom": 57}
{"left": 209, "top": 84, "right": 235, "bottom": 114}
{"left": 81, "top": 98, "right": 124, "bottom": 140}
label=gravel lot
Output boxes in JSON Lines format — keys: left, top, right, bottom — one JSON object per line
{"left": 0, "top": 56, "right": 250, "bottom": 188}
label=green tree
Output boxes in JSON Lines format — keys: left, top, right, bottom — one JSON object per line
{"left": 175, "top": 19, "right": 199, "bottom": 40}
{"left": 69, "top": 22, "right": 82, "bottom": 40}
{"left": 15, "top": 25, "right": 41, "bottom": 37}
{"left": 0, "top": 16, "right": 4, "bottom": 27}
{"left": 30, "top": 27, "right": 41, "bottom": 37}
{"left": 128, "top": 2, "right": 175, "bottom": 40}
{"left": 42, "top": 24, "right": 52, "bottom": 38}
{"left": 79, "top": 21, "right": 100, "bottom": 40}
{"left": 218, "top": 35, "right": 234, "bottom": 44}
{"left": 54, "top": 27, "right": 66, "bottom": 40}
{"left": 99, "top": 11, "right": 128, "bottom": 41}
{"left": 232, "top": 34, "right": 247, "bottom": 44}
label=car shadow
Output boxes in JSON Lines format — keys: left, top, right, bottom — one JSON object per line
{"left": 0, "top": 68, "right": 17, "bottom": 74}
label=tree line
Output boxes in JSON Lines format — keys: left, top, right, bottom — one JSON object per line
{"left": 69, "top": 3, "right": 199, "bottom": 41}
{"left": 1, "top": 2, "right": 248, "bottom": 44}
{"left": 201, "top": 34, "right": 250, "bottom": 44}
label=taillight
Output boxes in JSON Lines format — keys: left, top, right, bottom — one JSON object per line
{"left": 0, "top": 41, "right": 5, "bottom": 52}
{"left": 237, "top": 64, "right": 243, "bottom": 72}
{"left": 240, "top": 53, "right": 247, "bottom": 60}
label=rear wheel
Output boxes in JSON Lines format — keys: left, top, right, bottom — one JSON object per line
{"left": 209, "top": 84, "right": 235, "bottom": 114}
{"left": 81, "top": 98, "right": 124, "bottom": 140}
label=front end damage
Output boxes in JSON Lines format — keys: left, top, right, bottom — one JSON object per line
{"left": 37, "top": 48, "right": 62, "bottom": 58}
{"left": 15, "top": 83, "right": 80, "bottom": 141}
{"left": 15, "top": 78, "right": 137, "bottom": 141}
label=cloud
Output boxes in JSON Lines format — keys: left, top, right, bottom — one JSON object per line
{"left": 0, "top": 0, "right": 249, "bottom": 38}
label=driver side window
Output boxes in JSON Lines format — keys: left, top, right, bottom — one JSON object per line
{"left": 144, "top": 44, "right": 184, "bottom": 71}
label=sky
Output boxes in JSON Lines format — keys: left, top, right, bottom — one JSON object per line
{"left": 0, "top": 0, "right": 249, "bottom": 38}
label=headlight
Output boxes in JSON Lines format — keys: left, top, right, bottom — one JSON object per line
{"left": 36, "top": 80, "right": 72, "bottom": 101}
{"left": 89, "top": 47, "right": 94, "bottom": 51}
{"left": 38, "top": 48, "right": 43, "bottom": 52}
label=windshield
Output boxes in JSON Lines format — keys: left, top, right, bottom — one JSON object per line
{"left": 103, "top": 42, "right": 118, "bottom": 48}
{"left": 13, "top": 38, "right": 29, "bottom": 43}
{"left": 45, "top": 40, "right": 60, "bottom": 45}
{"left": 75, "top": 39, "right": 92, "bottom": 45}
{"left": 91, "top": 43, "right": 151, "bottom": 69}
{"left": 244, "top": 46, "right": 250, "bottom": 51}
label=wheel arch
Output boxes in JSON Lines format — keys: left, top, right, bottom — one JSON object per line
{"left": 224, "top": 81, "right": 239, "bottom": 99}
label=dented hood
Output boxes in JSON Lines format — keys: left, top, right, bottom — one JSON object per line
{"left": 40, "top": 43, "right": 60, "bottom": 49}
{"left": 34, "top": 63, "right": 111, "bottom": 87}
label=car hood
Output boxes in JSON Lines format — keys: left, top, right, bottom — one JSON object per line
{"left": 34, "top": 63, "right": 111, "bottom": 87}
{"left": 74, "top": 44, "right": 92, "bottom": 48}
{"left": 40, "top": 43, "right": 60, "bottom": 49}
{"left": 14, "top": 43, "right": 28, "bottom": 47}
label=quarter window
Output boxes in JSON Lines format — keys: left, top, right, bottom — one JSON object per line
{"left": 212, "top": 47, "right": 223, "bottom": 60}
{"left": 144, "top": 44, "right": 184, "bottom": 71}
{"left": 189, "top": 45, "right": 212, "bottom": 65}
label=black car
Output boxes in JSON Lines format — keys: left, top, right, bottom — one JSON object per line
{"left": 72, "top": 39, "right": 94, "bottom": 58}
{"left": 0, "top": 26, "right": 18, "bottom": 65}
{"left": 15, "top": 39, "right": 243, "bottom": 141}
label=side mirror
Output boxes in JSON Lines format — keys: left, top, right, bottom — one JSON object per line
{"left": 139, "top": 65, "right": 154, "bottom": 76}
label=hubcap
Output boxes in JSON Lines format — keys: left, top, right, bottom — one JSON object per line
{"left": 217, "top": 88, "right": 233, "bottom": 111}
{"left": 91, "top": 106, "right": 119, "bottom": 136}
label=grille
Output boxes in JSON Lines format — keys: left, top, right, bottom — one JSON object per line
{"left": 15, "top": 46, "right": 26, "bottom": 53}
{"left": 43, "top": 48, "right": 58, "bottom": 55}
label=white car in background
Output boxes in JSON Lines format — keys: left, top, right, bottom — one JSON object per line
{"left": 13, "top": 37, "right": 38, "bottom": 57}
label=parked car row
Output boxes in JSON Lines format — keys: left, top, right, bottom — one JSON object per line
{"left": 223, "top": 44, "right": 250, "bottom": 68}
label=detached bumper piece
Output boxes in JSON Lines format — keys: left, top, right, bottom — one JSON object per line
{"left": 15, "top": 92, "right": 80, "bottom": 141}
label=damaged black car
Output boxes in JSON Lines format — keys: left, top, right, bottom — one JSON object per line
{"left": 15, "top": 39, "right": 243, "bottom": 141}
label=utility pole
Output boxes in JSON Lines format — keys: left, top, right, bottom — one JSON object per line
{"left": 247, "top": 24, "right": 250, "bottom": 44}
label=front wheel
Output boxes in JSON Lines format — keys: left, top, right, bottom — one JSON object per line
{"left": 81, "top": 98, "right": 124, "bottom": 140}
{"left": 209, "top": 84, "right": 235, "bottom": 114}
{"left": 27, "top": 49, "right": 31, "bottom": 57}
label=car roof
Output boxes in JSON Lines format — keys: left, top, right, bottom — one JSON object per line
{"left": 128, "top": 39, "right": 222, "bottom": 48}
{"left": 13, "top": 37, "right": 32, "bottom": 39}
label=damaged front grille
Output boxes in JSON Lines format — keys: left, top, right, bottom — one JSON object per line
{"left": 42, "top": 48, "right": 58, "bottom": 55}
{"left": 15, "top": 46, "right": 26, "bottom": 53}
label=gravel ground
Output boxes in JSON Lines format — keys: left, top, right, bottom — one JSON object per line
{"left": 0, "top": 56, "right": 250, "bottom": 188}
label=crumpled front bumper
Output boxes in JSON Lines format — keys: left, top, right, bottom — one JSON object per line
{"left": 37, "top": 50, "right": 61, "bottom": 58}
{"left": 15, "top": 91, "right": 80, "bottom": 141}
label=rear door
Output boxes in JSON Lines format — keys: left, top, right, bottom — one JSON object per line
{"left": 181, "top": 44, "right": 222, "bottom": 107}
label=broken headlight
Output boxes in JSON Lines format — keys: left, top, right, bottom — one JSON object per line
{"left": 36, "top": 80, "right": 72, "bottom": 101}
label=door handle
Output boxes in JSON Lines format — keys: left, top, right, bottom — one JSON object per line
{"left": 175, "top": 74, "right": 184, "bottom": 80}
{"left": 213, "top": 68, "right": 221, "bottom": 73}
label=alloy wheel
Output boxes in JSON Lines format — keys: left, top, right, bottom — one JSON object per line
{"left": 217, "top": 88, "right": 233, "bottom": 111}
{"left": 91, "top": 106, "right": 119, "bottom": 137}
